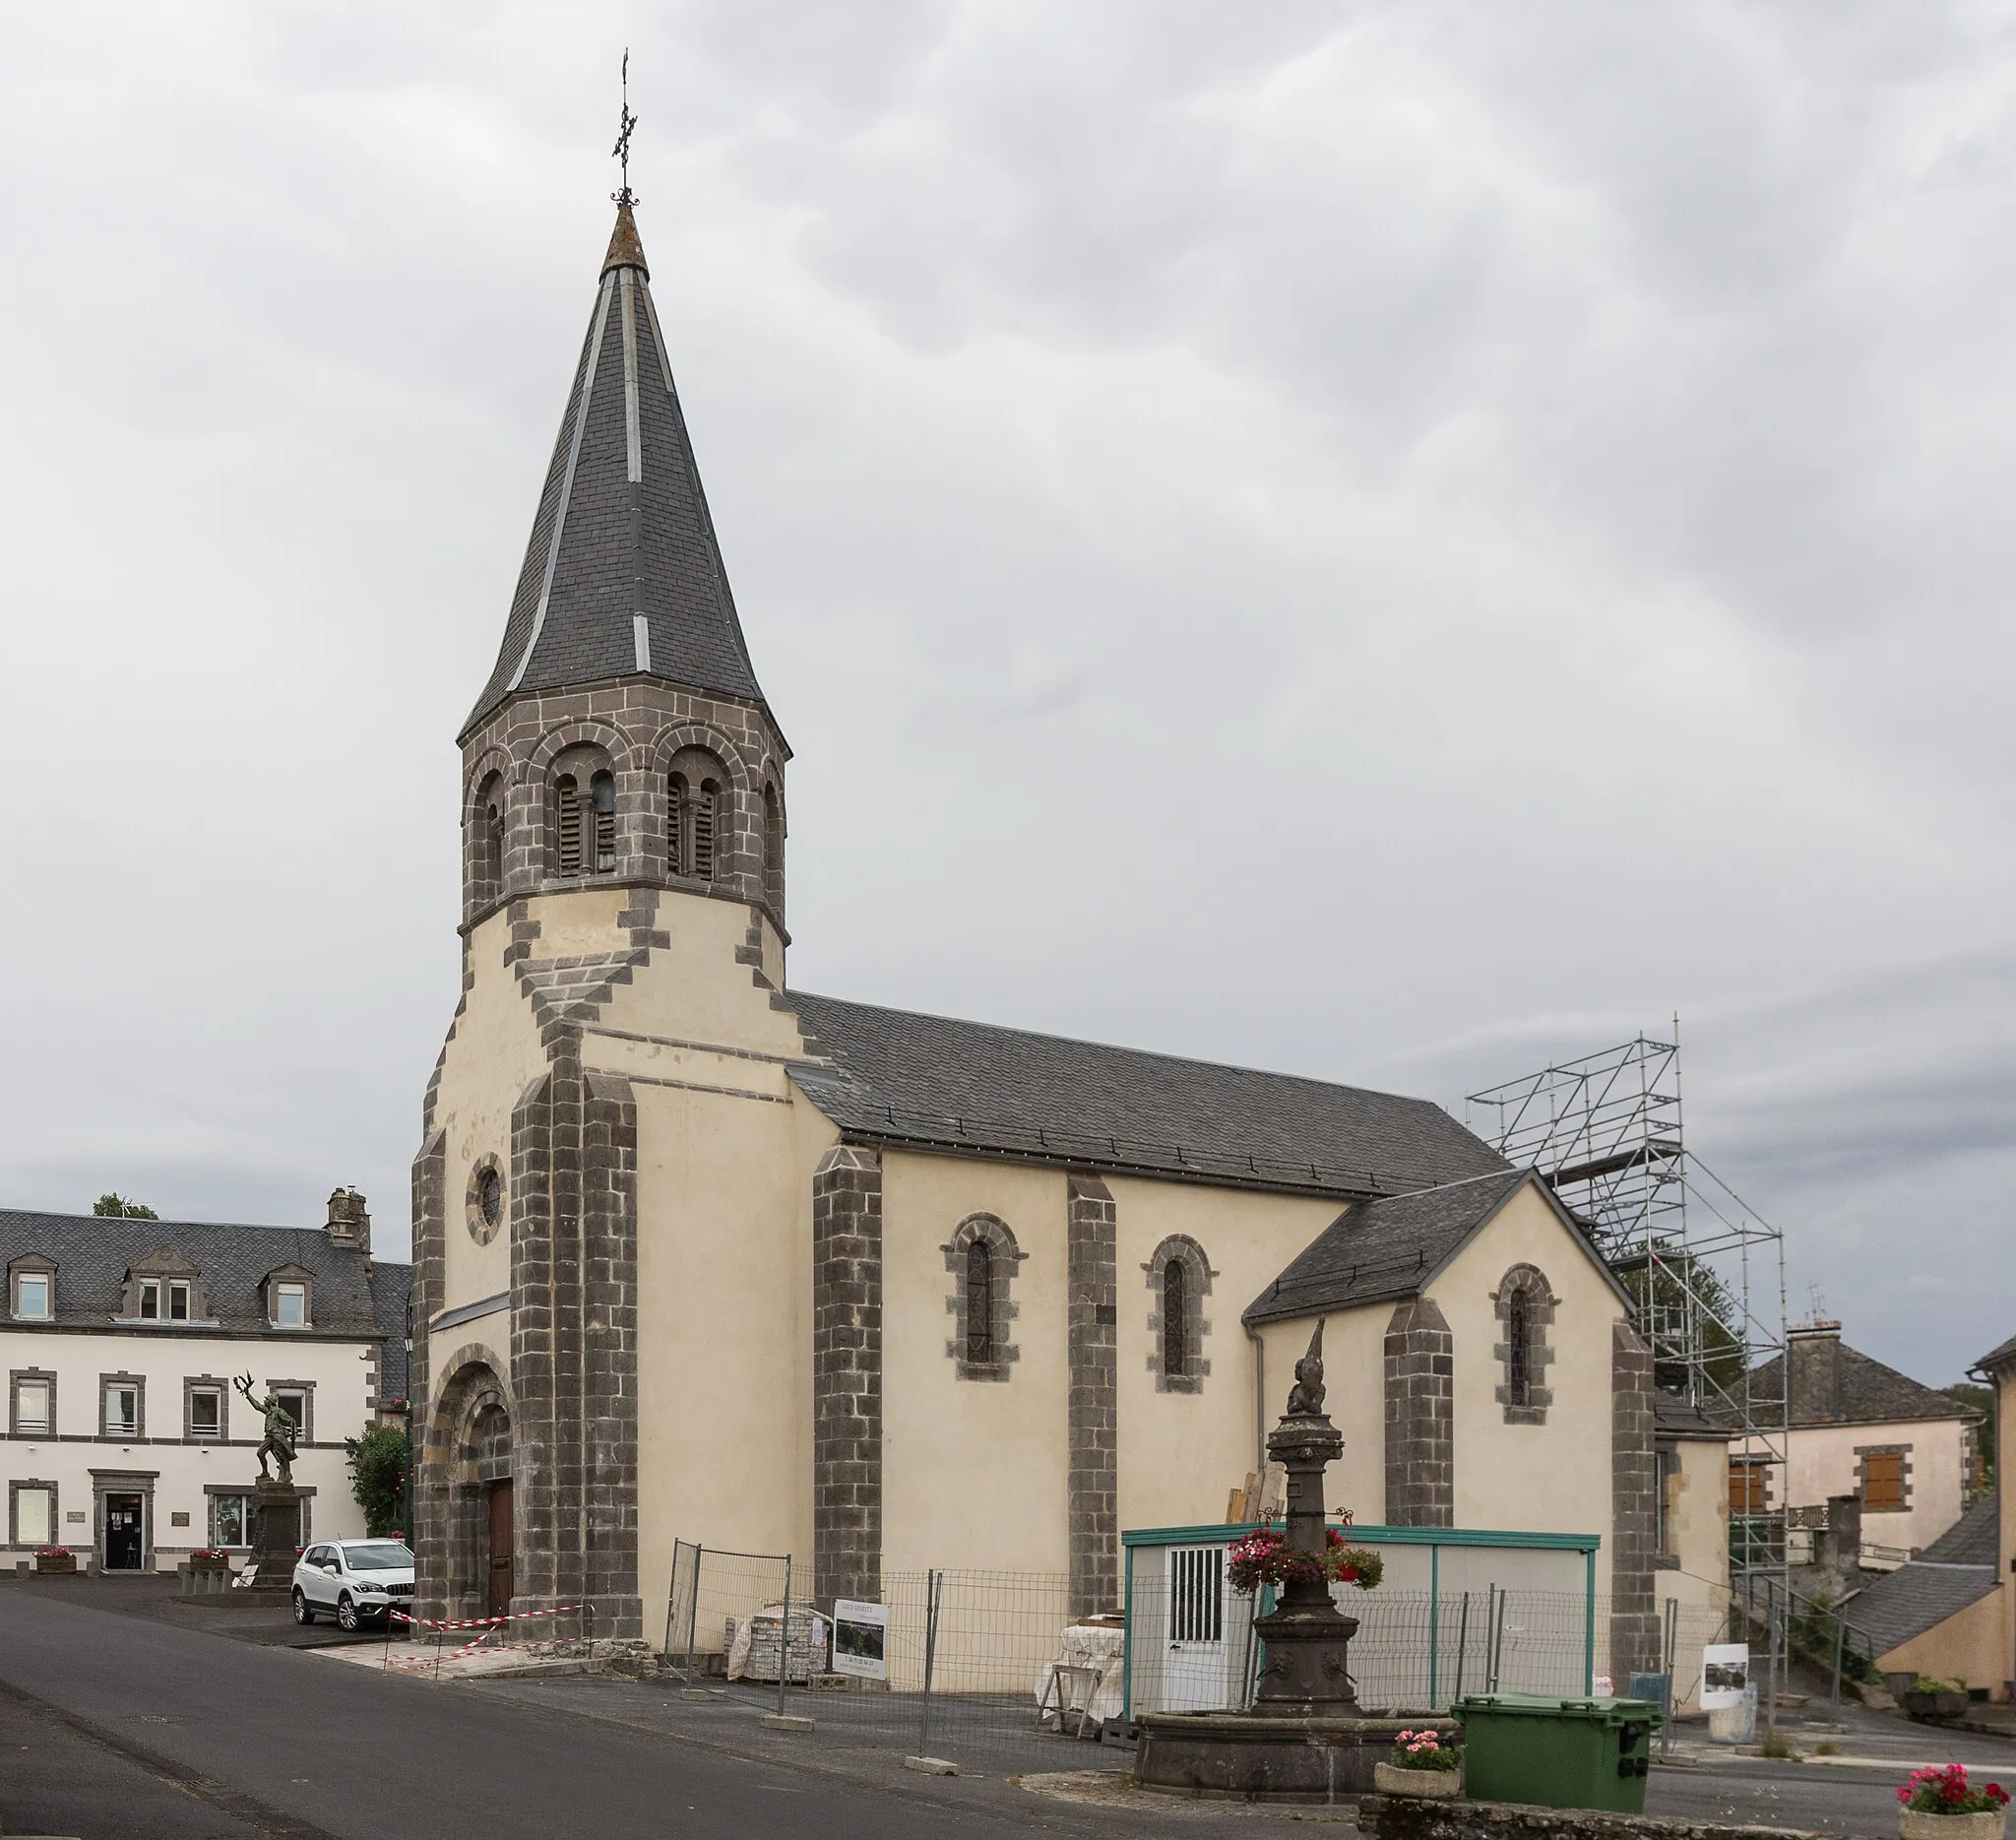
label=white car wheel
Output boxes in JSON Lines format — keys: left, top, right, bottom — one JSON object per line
{"left": 337, "top": 1593, "right": 359, "bottom": 1633}
{"left": 292, "top": 1588, "right": 315, "bottom": 1626}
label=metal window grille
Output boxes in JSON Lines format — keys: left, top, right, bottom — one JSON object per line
{"left": 1169, "top": 1546, "right": 1223, "bottom": 1643}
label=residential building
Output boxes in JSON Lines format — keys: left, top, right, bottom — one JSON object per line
{"left": 2, "top": 1191, "right": 410, "bottom": 1570}
{"left": 410, "top": 192, "right": 1668, "bottom": 1683}
{"left": 1731, "top": 1320, "right": 1982, "bottom": 1567}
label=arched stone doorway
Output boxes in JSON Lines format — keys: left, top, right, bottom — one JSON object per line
{"left": 418, "top": 1349, "right": 517, "bottom": 1625}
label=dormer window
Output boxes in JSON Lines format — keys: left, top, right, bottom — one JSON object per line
{"left": 274, "top": 1282, "right": 307, "bottom": 1329}
{"left": 123, "top": 1254, "right": 203, "bottom": 1324}
{"left": 139, "top": 1280, "right": 159, "bottom": 1320}
{"left": 13, "top": 1269, "right": 51, "bottom": 1320}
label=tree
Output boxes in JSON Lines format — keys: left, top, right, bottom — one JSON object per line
{"left": 1942, "top": 1382, "right": 1996, "bottom": 1486}
{"left": 92, "top": 1194, "right": 158, "bottom": 1219}
{"left": 345, "top": 1422, "right": 411, "bottom": 1538}
{"left": 1616, "top": 1239, "right": 1746, "bottom": 1399}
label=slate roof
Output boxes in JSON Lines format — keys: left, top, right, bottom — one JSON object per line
{"left": 787, "top": 993, "right": 1511, "bottom": 1201}
{"left": 1977, "top": 1330, "right": 2016, "bottom": 1373}
{"left": 1654, "top": 1393, "right": 1732, "bottom": 1441}
{"left": 464, "top": 202, "right": 767, "bottom": 737}
{"left": 369, "top": 1262, "right": 413, "bottom": 1405}
{"left": 1243, "top": 1170, "right": 1534, "bottom": 1322}
{"left": 0, "top": 1208, "right": 395, "bottom": 1341}
{"left": 1744, "top": 1338, "right": 1977, "bottom": 1429}
{"left": 1847, "top": 1491, "right": 2001, "bottom": 1658}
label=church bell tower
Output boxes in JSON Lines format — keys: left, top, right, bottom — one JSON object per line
{"left": 457, "top": 197, "right": 789, "bottom": 952}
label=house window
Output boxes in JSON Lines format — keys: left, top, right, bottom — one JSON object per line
{"left": 274, "top": 1282, "right": 307, "bottom": 1328}
{"left": 1144, "top": 1235, "right": 1214, "bottom": 1393}
{"left": 102, "top": 1380, "right": 142, "bottom": 1439}
{"left": 12, "top": 1484, "right": 55, "bottom": 1549}
{"left": 1858, "top": 1446, "right": 1911, "bottom": 1514}
{"left": 943, "top": 1214, "right": 1023, "bottom": 1381}
{"left": 138, "top": 1279, "right": 160, "bottom": 1320}
{"left": 210, "top": 1492, "right": 253, "bottom": 1549}
{"left": 274, "top": 1388, "right": 311, "bottom": 1443}
{"left": 1492, "top": 1264, "right": 1557, "bottom": 1425}
{"left": 14, "top": 1271, "right": 51, "bottom": 1319}
{"left": 13, "top": 1375, "right": 52, "bottom": 1436}
{"left": 187, "top": 1387, "right": 222, "bottom": 1441}
{"left": 168, "top": 1281, "right": 191, "bottom": 1322}
{"left": 1729, "top": 1458, "right": 1770, "bottom": 1516}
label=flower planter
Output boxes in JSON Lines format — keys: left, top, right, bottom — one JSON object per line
{"left": 1900, "top": 1810, "right": 2004, "bottom": 1840}
{"left": 33, "top": 1554, "right": 76, "bottom": 1575}
{"left": 1374, "top": 1762, "right": 1463, "bottom": 1800}
{"left": 1904, "top": 1691, "right": 1970, "bottom": 1724}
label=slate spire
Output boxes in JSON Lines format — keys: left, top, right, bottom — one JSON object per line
{"left": 463, "top": 201, "right": 768, "bottom": 738}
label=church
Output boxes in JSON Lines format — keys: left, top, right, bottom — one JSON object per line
{"left": 411, "top": 196, "right": 1662, "bottom": 1681}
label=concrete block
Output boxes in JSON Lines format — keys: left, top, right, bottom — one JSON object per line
{"left": 760, "top": 1713, "right": 814, "bottom": 1733}
{"left": 904, "top": 1755, "right": 959, "bottom": 1776}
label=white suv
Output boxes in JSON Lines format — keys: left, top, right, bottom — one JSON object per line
{"left": 292, "top": 1539, "right": 416, "bottom": 1633}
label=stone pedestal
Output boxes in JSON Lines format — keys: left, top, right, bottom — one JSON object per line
{"left": 252, "top": 1481, "right": 300, "bottom": 1586}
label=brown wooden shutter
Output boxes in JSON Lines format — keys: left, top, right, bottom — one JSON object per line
{"left": 1728, "top": 1460, "right": 1767, "bottom": 1515}
{"left": 593, "top": 774, "right": 616, "bottom": 872}
{"left": 666, "top": 776, "right": 685, "bottom": 876}
{"left": 1862, "top": 1451, "right": 1906, "bottom": 1513}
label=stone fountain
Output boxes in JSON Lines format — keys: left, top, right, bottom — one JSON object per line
{"left": 1134, "top": 1321, "right": 1457, "bottom": 1803}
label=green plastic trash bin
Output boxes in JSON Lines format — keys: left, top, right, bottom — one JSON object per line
{"left": 1454, "top": 1693, "right": 1663, "bottom": 1812}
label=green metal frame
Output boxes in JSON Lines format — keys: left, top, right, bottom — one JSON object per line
{"left": 1120, "top": 1520, "right": 1605, "bottom": 1716}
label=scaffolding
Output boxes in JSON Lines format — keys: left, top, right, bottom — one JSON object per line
{"left": 1464, "top": 1031, "right": 1790, "bottom": 1620}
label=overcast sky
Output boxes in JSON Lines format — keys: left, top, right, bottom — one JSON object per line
{"left": 1, "top": 3, "right": 2009, "bottom": 1384}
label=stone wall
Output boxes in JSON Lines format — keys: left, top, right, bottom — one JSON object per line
{"left": 1609, "top": 1320, "right": 1660, "bottom": 1681}
{"left": 1359, "top": 1795, "right": 1829, "bottom": 1840}
{"left": 1066, "top": 1174, "right": 1118, "bottom": 1617}
{"left": 811, "top": 1145, "right": 883, "bottom": 1608}
{"left": 1384, "top": 1297, "right": 1454, "bottom": 1526}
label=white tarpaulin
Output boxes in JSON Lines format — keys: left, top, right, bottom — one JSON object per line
{"left": 1035, "top": 1621, "right": 1126, "bottom": 1728}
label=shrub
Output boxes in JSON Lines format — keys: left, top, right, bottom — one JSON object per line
{"left": 344, "top": 1422, "right": 411, "bottom": 1538}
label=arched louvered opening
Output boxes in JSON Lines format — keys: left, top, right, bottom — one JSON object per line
{"left": 592, "top": 772, "right": 616, "bottom": 873}
{"left": 762, "top": 782, "right": 784, "bottom": 914}
{"left": 554, "top": 774, "right": 582, "bottom": 877}
{"left": 1145, "top": 1234, "right": 1213, "bottom": 1392}
{"left": 1162, "top": 1258, "right": 1187, "bottom": 1378}
{"left": 470, "top": 770, "right": 506, "bottom": 909}
{"left": 666, "top": 773, "right": 687, "bottom": 877}
{"left": 1492, "top": 1263, "right": 1556, "bottom": 1424}
{"left": 966, "top": 1238, "right": 994, "bottom": 1366}
{"left": 665, "top": 747, "right": 728, "bottom": 886}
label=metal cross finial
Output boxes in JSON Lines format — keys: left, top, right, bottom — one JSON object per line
{"left": 611, "top": 48, "right": 638, "bottom": 206}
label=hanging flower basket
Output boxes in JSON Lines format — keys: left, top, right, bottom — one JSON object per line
{"left": 1897, "top": 1765, "right": 2008, "bottom": 1840}
{"left": 1228, "top": 1527, "right": 1384, "bottom": 1595}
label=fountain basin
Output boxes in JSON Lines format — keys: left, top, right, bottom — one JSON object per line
{"left": 1135, "top": 1711, "right": 1460, "bottom": 1804}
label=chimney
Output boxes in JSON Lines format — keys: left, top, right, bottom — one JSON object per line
{"left": 326, "top": 1188, "right": 371, "bottom": 1258}
{"left": 1788, "top": 1319, "right": 1842, "bottom": 1425}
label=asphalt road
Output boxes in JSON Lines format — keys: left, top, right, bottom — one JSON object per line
{"left": 0, "top": 1585, "right": 1138, "bottom": 1840}
{"left": 4, "top": 1579, "right": 2012, "bottom": 1840}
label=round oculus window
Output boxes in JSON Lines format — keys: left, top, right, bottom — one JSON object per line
{"left": 466, "top": 1159, "right": 504, "bottom": 1244}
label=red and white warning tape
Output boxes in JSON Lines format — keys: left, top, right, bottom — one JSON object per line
{"left": 383, "top": 1603, "right": 589, "bottom": 1670}
{"left": 389, "top": 1603, "right": 583, "bottom": 1634}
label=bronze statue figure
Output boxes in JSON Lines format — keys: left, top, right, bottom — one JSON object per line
{"left": 1284, "top": 1317, "right": 1327, "bottom": 1417}
{"left": 235, "top": 1373, "right": 298, "bottom": 1487}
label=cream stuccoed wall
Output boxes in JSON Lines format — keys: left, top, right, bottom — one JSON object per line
{"left": 1880, "top": 1588, "right": 2008, "bottom": 1695}
{"left": 881, "top": 1153, "right": 1071, "bottom": 1576}
{"left": 1732, "top": 1417, "right": 1976, "bottom": 1555}
{"left": 1656, "top": 1434, "right": 1733, "bottom": 1714}
{"left": 1109, "top": 1178, "right": 1342, "bottom": 1536}
{"left": 0, "top": 1329, "right": 377, "bottom": 1564}
{"left": 1439, "top": 1186, "right": 1626, "bottom": 1604}
{"left": 1251, "top": 1307, "right": 1390, "bottom": 1523}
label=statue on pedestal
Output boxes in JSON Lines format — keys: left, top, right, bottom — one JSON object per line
{"left": 234, "top": 1373, "right": 298, "bottom": 1487}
